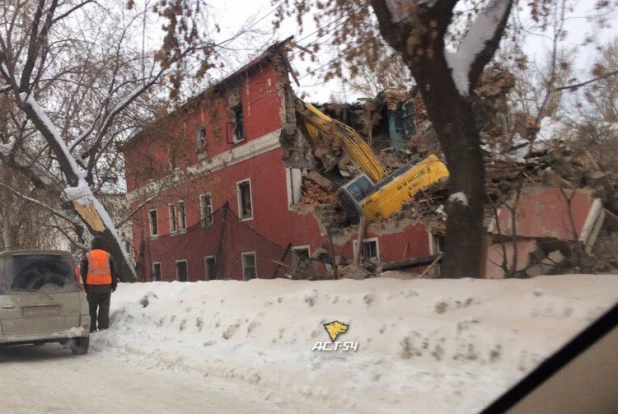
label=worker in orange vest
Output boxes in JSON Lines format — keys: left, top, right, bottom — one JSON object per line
{"left": 80, "top": 236, "right": 118, "bottom": 332}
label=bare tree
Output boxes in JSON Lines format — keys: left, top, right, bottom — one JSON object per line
{"left": 0, "top": 0, "right": 250, "bottom": 281}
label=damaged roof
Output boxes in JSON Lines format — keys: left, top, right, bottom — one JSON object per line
{"left": 122, "top": 37, "right": 294, "bottom": 150}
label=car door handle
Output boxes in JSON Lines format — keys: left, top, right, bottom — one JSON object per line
{"left": 2, "top": 305, "right": 15, "bottom": 309}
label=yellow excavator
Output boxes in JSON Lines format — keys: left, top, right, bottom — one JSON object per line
{"left": 295, "top": 98, "right": 449, "bottom": 223}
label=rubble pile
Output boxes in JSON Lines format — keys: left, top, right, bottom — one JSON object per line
{"left": 485, "top": 142, "right": 618, "bottom": 278}
{"left": 300, "top": 176, "right": 338, "bottom": 205}
{"left": 486, "top": 145, "right": 617, "bottom": 207}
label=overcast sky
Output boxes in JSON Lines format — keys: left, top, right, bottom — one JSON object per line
{"left": 205, "top": 1, "right": 618, "bottom": 103}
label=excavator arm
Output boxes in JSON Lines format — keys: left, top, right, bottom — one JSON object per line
{"left": 295, "top": 98, "right": 387, "bottom": 183}
{"left": 295, "top": 97, "right": 449, "bottom": 224}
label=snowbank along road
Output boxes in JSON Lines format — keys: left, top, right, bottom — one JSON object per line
{"left": 1, "top": 274, "right": 617, "bottom": 413}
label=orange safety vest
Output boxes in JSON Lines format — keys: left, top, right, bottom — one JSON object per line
{"left": 86, "top": 249, "right": 112, "bottom": 285}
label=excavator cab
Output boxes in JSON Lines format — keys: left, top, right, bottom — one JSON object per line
{"left": 338, "top": 155, "right": 449, "bottom": 224}
{"left": 338, "top": 175, "right": 376, "bottom": 224}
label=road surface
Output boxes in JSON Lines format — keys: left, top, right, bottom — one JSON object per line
{"left": 0, "top": 341, "right": 315, "bottom": 414}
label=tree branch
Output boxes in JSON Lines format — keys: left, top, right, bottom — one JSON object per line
{"left": 51, "top": 0, "right": 97, "bottom": 24}
{"left": 20, "top": 0, "right": 59, "bottom": 92}
{"left": 554, "top": 69, "right": 618, "bottom": 92}
{"left": 49, "top": 215, "right": 89, "bottom": 251}
{"left": 0, "top": 182, "right": 79, "bottom": 225}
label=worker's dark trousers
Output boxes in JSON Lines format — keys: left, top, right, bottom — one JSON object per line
{"left": 86, "top": 292, "right": 111, "bottom": 331}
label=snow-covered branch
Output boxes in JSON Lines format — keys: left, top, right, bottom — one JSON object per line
{"left": 19, "top": 92, "right": 83, "bottom": 181}
{"left": 445, "top": 0, "right": 513, "bottom": 97}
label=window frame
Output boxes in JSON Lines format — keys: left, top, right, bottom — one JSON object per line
{"left": 241, "top": 251, "right": 257, "bottom": 281}
{"left": 169, "top": 145, "right": 180, "bottom": 170}
{"left": 149, "top": 208, "right": 159, "bottom": 237}
{"left": 175, "top": 259, "right": 189, "bottom": 282}
{"left": 196, "top": 125, "right": 207, "bottom": 153}
{"left": 178, "top": 201, "right": 187, "bottom": 231}
{"left": 231, "top": 103, "right": 245, "bottom": 144}
{"left": 204, "top": 255, "right": 217, "bottom": 281}
{"left": 200, "top": 193, "right": 214, "bottom": 228}
{"left": 169, "top": 204, "right": 177, "bottom": 234}
{"left": 285, "top": 167, "right": 302, "bottom": 209}
{"left": 152, "top": 262, "right": 162, "bottom": 281}
{"left": 353, "top": 237, "right": 380, "bottom": 262}
{"left": 236, "top": 179, "right": 254, "bottom": 221}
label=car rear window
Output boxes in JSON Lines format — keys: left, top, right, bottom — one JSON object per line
{"left": 0, "top": 254, "right": 78, "bottom": 294}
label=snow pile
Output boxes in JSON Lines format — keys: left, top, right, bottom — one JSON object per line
{"left": 92, "top": 275, "right": 618, "bottom": 413}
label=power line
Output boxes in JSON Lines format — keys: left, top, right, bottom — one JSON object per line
{"left": 289, "top": 6, "right": 363, "bottom": 58}
{"left": 244, "top": 0, "right": 285, "bottom": 32}
{"left": 297, "top": 36, "right": 378, "bottom": 81}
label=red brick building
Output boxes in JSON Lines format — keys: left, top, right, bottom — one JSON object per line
{"left": 124, "top": 41, "right": 438, "bottom": 282}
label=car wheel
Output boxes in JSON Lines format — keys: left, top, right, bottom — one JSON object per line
{"left": 71, "top": 336, "right": 89, "bottom": 355}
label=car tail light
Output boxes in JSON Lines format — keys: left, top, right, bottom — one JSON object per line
{"left": 74, "top": 265, "right": 85, "bottom": 292}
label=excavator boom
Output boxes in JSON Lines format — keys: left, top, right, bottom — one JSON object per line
{"left": 295, "top": 99, "right": 387, "bottom": 183}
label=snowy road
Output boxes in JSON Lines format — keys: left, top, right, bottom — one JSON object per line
{"left": 0, "top": 342, "right": 309, "bottom": 414}
{"left": 2, "top": 275, "right": 617, "bottom": 414}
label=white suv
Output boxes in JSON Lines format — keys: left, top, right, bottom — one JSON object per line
{"left": 0, "top": 250, "right": 90, "bottom": 354}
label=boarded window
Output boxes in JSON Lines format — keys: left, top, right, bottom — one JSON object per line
{"left": 169, "top": 204, "right": 177, "bottom": 233}
{"left": 178, "top": 201, "right": 187, "bottom": 231}
{"left": 242, "top": 252, "right": 256, "bottom": 280}
{"left": 204, "top": 256, "right": 216, "bottom": 281}
{"left": 152, "top": 262, "right": 162, "bottom": 281}
{"left": 232, "top": 104, "right": 245, "bottom": 143}
{"left": 176, "top": 260, "right": 188, "bottom": 282}
{"left": 149, "top": 209, "right": 158, "bottom": 237}
{"left": 200, "top": 194, "right": 213, "bottom": 227}
{"left": 237, "top": 180, "right": 253, "bottom": 220}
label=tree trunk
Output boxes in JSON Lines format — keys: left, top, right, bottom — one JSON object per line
{"left": 370, "top": 0, "right": 513, "bottom": 279}
{"left": 435, "top": 102, "right": 485, "bottom": 278}
{"left": 410, "top": 67, "right": 486, "bottom": 279}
